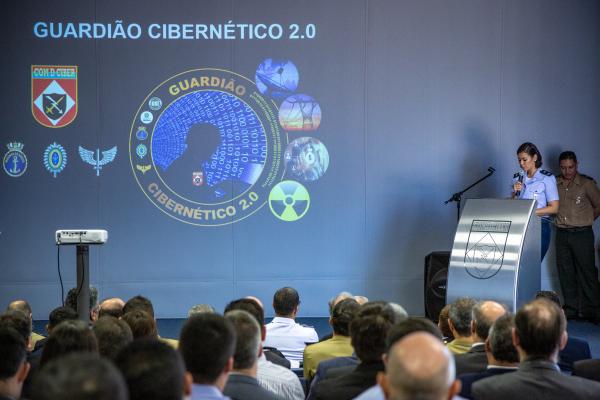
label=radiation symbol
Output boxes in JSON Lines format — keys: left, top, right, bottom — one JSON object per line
{"left": 269, "top": 180, "right": 310, "bottom": 221}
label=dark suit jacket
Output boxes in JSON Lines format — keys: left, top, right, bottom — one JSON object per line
{"left": 455, "top": 343, "right": 488, "bottom": 376}
{"left": 471, "top": 359, "right": 600, "bottom": 400}
{"left": 306, "top": 356, "right": 359, "bottom": 400}
{"left": 459, "top": 367, "right": 516, "bottom": 399}
{"left": 313, "top": 361, "right": 385, "bottom": 400}
{"left": 558, "top": 337, "right": 591, "bottom": 373}
{"left": 572, "top": 359, "right": 600, "bottom": 382}
{"left": 223, "top": 374, "right": 283, "bottom": 400}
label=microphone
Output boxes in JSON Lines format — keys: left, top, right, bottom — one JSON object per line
{"left": 515, "top": 172, "right": 524, "bottom": 197}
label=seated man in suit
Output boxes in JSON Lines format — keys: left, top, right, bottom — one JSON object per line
{"left": 446, "top": 297, "right": 476, "bottom": 354}
{"left": 379, "top": 332, "right": 461, "bottom": 400}
{"left": 123, "top": 295, "right": 179, "bottom": 348}
{"left": 179, "top": 313, "right": 235, "bottom": 400}
{"left": 223, "top": 310, "right": 283, "bottom": 400}
{"left": 472, "top": 298, "right": 600, "bottom": 400}
{"left": 458, "top": 314, "right": 518, "bottom": 399}
{"left": 264, "top": 287, "right": 318, "bottom": 366}
{"left": 310, "top": 302, "right": 396, "bottom": 400}
{"left": 0, "top": 327, "right": 30, "bottom": 400}
{"left": 303, "top": 298, "right": 360, "bottom": 381}
{"left": 225, "top": 298, "right": 304, "bottom": 400}
{"left": 6, "top": 300, "right": 45, "bottom": 351}
{"left": 535, "top": 290, "right": 591, "bottom": 372}
{"left": 455, "top": 300, "right": 507, "bottom": 376}
{"left": 115, "top": 339, "right": 190, "bottom": 400}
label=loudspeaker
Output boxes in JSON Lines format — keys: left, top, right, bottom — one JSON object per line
{"left": 424, "top": 251, "right": 450, "bottom": 321}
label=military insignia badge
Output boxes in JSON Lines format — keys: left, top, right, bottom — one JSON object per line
{"left": 136, "top": 164, "right": 151, "bottom": 174}
{"left": 32, "top": 66, "right": 78, "bottom": 128}
{"left": 79, "top": 146, "right": 117, "bottom": 176}
{"left": 43, "top": 142, "right": 67, "bottom": 177}
{"left": 192, "top": 171, "right": 204, "bottom": 186}
{"left": 3, "top": 142, "right": 28, "bottom": 177}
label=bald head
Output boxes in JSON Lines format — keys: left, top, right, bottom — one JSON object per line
{"left": 7, "top": 300, "right": 32, "bottom": 317}
{"left": 384, "top": 332, "right": 457, "bottom": 400}
{"left": 98, "top": 298, "right": 125, "bottom": 319}
{"left": 245, "top": 296, "right": 264, "bottom": 310}
{"left": 472, "top": 300, "right": 507, "bottom": 342}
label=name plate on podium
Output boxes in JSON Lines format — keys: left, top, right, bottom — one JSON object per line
{"left": 446, "top": 198, "right": 540, "bottom": 312}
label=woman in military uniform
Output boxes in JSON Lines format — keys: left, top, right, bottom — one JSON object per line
{"left": 511, "top": 142, "right": 559, "bottom": 260}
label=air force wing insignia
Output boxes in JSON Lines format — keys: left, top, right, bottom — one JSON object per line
{"left": 136, "top": 164, "right": 151, "bottom": 174}
{"left": 79, "top": 146, "right": 117, "bottom": 176}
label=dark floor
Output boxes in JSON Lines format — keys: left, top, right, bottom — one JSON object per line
{"left": 34, "top": 317, "right": 600, "bottom": 358}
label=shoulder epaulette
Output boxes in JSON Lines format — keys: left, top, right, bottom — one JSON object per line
{"left": 580, "top": 173, "right": 595, "bottom": 181}
{"left": 540, "top": 170, "right": 552, "bottom": 176}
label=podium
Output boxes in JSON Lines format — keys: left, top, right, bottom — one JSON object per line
{"left": 446, "top": 199, "right": 540, "bottom": 312}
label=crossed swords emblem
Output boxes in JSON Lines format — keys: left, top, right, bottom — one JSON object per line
{"left": 44, "top": 94, "right": 64, "bottom": 116}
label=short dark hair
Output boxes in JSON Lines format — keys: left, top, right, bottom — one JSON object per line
{"left": 273, "top": 287, "right": 300, "bottom": 316}
{"left": 559, "top": 151, "right": 577, "bottom": 163}
{"left": 225, "top": 298, "right": 264, "bottom": 326}
{"left": 65, "top": 286, "right": 99, "bottom": 313}
{"left": 124, "top": 295, "right": 155, "bottom": 318}
{"left": 488, "top": 314, "right": 518, "bottom": 363}
{"left": 0, "top": 310, "right": 31, "bottom": 342}
{"left": 6, "top": 300, "right": 32, "bottom": 316}
{"left": 535, "top": 290, "right": 562, "bottom": 307}
{"left": 224, "top": 310, "right": 261, "bottom": 370}
{"left": 517, "top": 142, "right": 543, "bottom": 168}
{"left": 449, "top": 297, "right": 476, "bottom": 337}
{"left": 331, "top": 298, "right": 360, "bottom": 336}
{"left": 115, "top": 339, "right": 185, "bottom": 400}
{"left": 515, "top": 298, "right": 565, "bottom": 359}
{"left": 48, "top": 306, "right": 78, "bottom": 331}
{"left": 121, "top": 310, "right": 157, "bottom": 339}
{"left": 437, "top": 304, "right": 453, "bottom": 340}
{"left": 0, "top": 327, "right": 27, "bottom": 379}
{"left": 350, "top": 303, "right": 395, "bottom": 363}
{"left": 92, "top": 316, "right": 133, "bottom": 361}
{"left": 40, "top": 319, "right": 98, "bottom": 367}
{"left": 387, "top": 317, "right": 443, "bottom": 350}
{"left": 179, "top": 313, "right": 236, "bottom": 384}
{"left": 32, "top": 353, "right": 127, "bottom": 400}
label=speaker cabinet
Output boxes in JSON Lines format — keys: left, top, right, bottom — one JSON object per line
{"left": 424, "top": 251, "right": 450, "bottom": 321}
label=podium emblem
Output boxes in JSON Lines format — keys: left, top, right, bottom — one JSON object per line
{"left": 464, "top": 220, "right": 510, "bottom": 279}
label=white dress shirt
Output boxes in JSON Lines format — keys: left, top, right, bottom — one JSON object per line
{"left": 264, "top": 317, "right": 318, "bottom": 362}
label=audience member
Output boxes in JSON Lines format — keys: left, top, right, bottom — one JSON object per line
{"left": 98, "top": 297, "right": 125, "bottom": 318}
{"left": 65, "top": 286, "right": 99, "bottom": 321}
{"left": 39, "top": 319, "right": 98, "bottom": 367}
{"left": 264, "top": 287, "right": 318, "bottom": 365}
{"left": 124, "top": 295, "right": 179, "bottom": 348}
{"left": 353, "top": 296, "right": 369, "bottom": 305}
{"left": 447, "top": 297, "right": 476, "bottom": 354}
{"left": 31, "top": 306, "right": 78, "bottom": 355}
{"left": 458, "top": 314, "right": 518, "bottom": 399}
{"left": 179, "top": 313, "right": 236, "bottom": 399}
{"left": 224, "top": 298, "right": 304, "bottom": 400}
{"left": 438, "top": 304, "right": 454, "bottom": 343}
{"left": 353, "top": 316, "right": 445, "bottom": 400}
{"left": 31, "top": 353, "right": 127, "bottom": 400}
{"left": 318, "top": 292, "right": 354, "bottom": 342}
{"left": 472, "top": 298, "right": 600, "bottom": 399}
{"left": 115, "top": 338, "right": 190, "bottom": 400}
{"left": 310, "top": 302, "right": 396, "bottom": 400}
{"left": 0, "top": 327, "right": 30, "bottom": 400}
{"left": 0, "top": 310, "right": 32, "bottom": 350}
{"left": 188, "top": 303, "right": 217, "bottom": 317}
{"left": 455, "top": 300, "right": 507, "bottom": 375}
{"left": 535, "top": 290, "right": 592, "bottom": 372}
{"left": 92, "top": 315, "right": 133, "bottom": 361}
{"left": 6, "top": 300, "right": 45, "bottom": 350}
{"left": 122, "top": 310, "right": 158, "bottom": 339}
{"left": 303, "top": 298, "right": 359, "bottom": 381}
{"left": 223, "top": 310, "right": 283, "bottom": 400}
{"left": 380, "top": 332, "right": 460, "bottom": 400}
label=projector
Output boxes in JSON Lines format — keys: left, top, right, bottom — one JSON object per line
{"left": 55, "top": 229, "right": 108, "bottom": 245}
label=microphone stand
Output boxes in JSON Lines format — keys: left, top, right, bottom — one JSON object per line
{"left": 445, "top": 167, "right": 495, "bottom": 222}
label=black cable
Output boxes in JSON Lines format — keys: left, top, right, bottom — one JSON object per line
{"left": 57, "top": 244, "right": 64, "bottom": 306}
{"left": 75, "top": 243, "right": 85, "bottom": 299}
